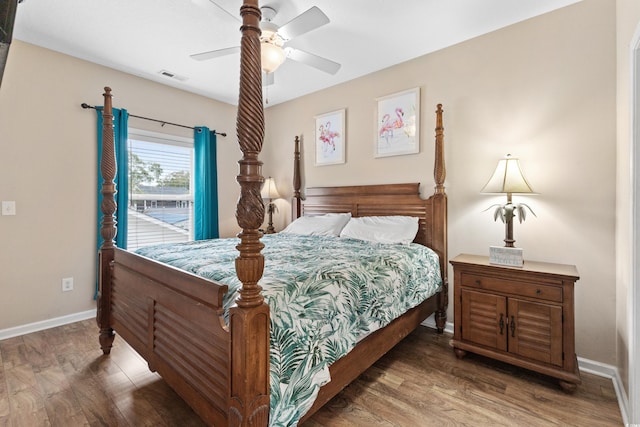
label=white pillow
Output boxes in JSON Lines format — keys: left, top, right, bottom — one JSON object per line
{"left": 339, "top": 216, "right": 419, "bottom": 245}
{"left": 280, "top": 213, "right": 352, "bottom": 237}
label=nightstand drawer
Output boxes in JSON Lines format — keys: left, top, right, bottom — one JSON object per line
{"left": 460, "top": 273, "right": 563, "bottom": 303}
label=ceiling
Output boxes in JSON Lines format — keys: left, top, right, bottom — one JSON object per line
{"left": 13, "top": 0, "right": 581, "bottom": 107}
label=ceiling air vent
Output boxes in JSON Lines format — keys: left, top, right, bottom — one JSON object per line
{"left": 158, "top": 69, "right": 188, "bottom": 82}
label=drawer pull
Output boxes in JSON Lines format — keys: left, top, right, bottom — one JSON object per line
{"left": 510, "top": 315, "right": 516, "bottom": 337}
{"left": 475, "top": 279, "right": 481, "bottom": 285}
{"left": 536, "top": 289, "right": 542, "bottom": 295}
{"left": 499, "top": 313, "right": 505, "bottom": 335}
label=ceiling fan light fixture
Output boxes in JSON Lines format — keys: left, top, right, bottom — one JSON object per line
{"left": 191, "top": 4, "right": 340, "bottom": 77}
{"left": 261, "top": 41, "right": 286, "bottom": 74}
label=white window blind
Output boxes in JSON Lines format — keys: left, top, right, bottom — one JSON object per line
{"left": 126, "top": 129, "right": 194, "bottom": 250}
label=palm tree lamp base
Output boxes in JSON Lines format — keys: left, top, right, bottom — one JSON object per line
{"left": 265, "top": 202, "right": 276, "bottom": 234}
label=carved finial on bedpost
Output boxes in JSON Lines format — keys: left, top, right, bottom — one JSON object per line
{"left": 434, "top": 104, "right": 445, "bottom": 195}
{"left": 293, "top": 136, "right": 302, "bottom": 218}
{"left": 97, "top": 86, "right": 116, "bottom": 354}
{"left": 229, "top": 1, "right": 270, "bottom": 426}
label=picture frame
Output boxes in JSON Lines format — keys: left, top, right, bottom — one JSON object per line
{"left": 375, "top": 87, "right": 420, "bottom": 158}
{"left": 314, "top": 109, "right": 346, "bottom": 166}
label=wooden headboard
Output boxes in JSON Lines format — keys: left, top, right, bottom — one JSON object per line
{"left": 300, "top": 183, "right": 439, "bottom": 242}
{"left": 291, "top": 104, "right": 448, "bottom": 285}
{"left": 299, "top": 182, "right": 447, "bottom": 287}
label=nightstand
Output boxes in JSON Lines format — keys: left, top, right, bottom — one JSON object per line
{"left": 450, "top": 253, "right": 581, "bottom": 392}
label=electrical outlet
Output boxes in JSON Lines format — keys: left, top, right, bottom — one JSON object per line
{"left": 62, "top": 277, "right": 74, "bottom": 292}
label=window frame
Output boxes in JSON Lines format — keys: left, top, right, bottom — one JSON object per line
{"left": 126, "top": 128, "right": 195, "bottom": 249}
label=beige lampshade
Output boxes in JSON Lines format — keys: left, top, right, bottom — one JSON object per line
{"left": 481, "top": 155, "right": 535, "bottom": 194}
{"left": 261, "top": 177, "right": 281, "bottom": 200}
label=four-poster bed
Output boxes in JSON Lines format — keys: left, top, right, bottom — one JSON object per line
{"left": 96, "top": 2, "right": 448, "bottom": 426}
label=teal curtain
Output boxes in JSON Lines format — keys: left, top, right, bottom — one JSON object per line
{"left": 194, "top": 127, "right": 219, "bottom": 240}
{"left": 95, "top": 107, "right": 128, "bottom": 296}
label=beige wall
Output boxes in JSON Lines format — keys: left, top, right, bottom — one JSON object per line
{"left": 616, "top": 0, "right": 640, "bottom": 403}
{"left": 265, "top": 0, "right": 617, "bottom": 364}
{"left": 0, "top": 0, "right": 623, "bottom": 370}
{"left": 0, "top": 40, "right": 239, "bottom": 330}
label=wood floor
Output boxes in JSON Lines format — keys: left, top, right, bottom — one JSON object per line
{"left": 0, "top": 319, "right": 623, "bottom": 426}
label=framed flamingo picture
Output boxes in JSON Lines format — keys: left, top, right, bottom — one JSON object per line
{"left": 375, "top": 87, "right": 420, "bottom": 157}
{"left": 314, "top": 109, "right": 346, "bottom": 166}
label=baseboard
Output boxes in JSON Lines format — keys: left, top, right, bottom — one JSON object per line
{"left": 578, "top": 356, "right": 630, "bottom": 425}
{"left": 0, "top": 309, "right": 97, "bottom": 341}
{"left": 421, "top": 317, "right": 630, "bottom": 425}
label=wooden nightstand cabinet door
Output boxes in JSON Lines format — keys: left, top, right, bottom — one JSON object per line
{"left": 461, "top": 289, "right": 507, "bottom": 351}
{"left": 508, "top": 298, "right": 563, "bottom": 366}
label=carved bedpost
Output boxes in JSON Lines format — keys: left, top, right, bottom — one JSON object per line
{"left": 434, "top": 104, "right": 445, "bottom": 195}
{"left": 228, "top": 1, "right": 270, "bottom": 426}
{"left": 292, "top": 136, "right": 302, "bottom": 219}
{"left": 432, "top": 104, "right": 448, "bottom": 333}
{"left": 96, "top": 86, "right": 116, "bottom": 353}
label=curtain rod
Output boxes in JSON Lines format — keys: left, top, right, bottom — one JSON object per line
{"left": 80, "top": 103, "right": 227, "bottom": 137}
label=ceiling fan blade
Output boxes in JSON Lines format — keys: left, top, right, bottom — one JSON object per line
{"left": 278, "top": 6, "right": 329, "bottom": 40}
{"left": 286, "top": 48, "right": 341, "bottom": 75}
{"left": 263, "top": 72, "right": 275, "bottom": 87}
{"left": 205, "top": 0, "right": 240, "bottom": 22}
{"left": 190, "top": 46, "right": 240, "bottom": 61}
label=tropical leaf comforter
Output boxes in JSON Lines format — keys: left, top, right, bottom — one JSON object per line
{"left": 135, "top": 233, "right": 442, "bottom": 426}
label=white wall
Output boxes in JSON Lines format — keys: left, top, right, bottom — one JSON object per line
{"left": 264, "top": 0, "right": 617, "bottom": 364}
{"left": 0, "top": 40, "right": 239, "bottom": 331}
{"left": 616, "top": 0, "right": 640, "bottom": 407}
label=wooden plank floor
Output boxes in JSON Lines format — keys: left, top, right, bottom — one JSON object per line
{"left": 0, "top": 319, "right": 623, "bottom": 426}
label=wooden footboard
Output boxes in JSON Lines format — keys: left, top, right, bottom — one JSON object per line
{"left": 109, "top": 249, "right": 232, "bottom": 426}
{"left": 94, "top": 84, "right": 234, "bottom": 425}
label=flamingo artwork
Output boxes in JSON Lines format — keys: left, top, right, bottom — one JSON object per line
{"left": 375, "top": 88, "right": 419, "bottom": 157}
{"left": 324, "top": 121, "right": 340, "bottom": 151}
{"left": 379, "top": 113, "right": 394, "bottom": 144}
{"left": 318, "top": 124, "right": 330, "bottom": 151}
{"left": 319, "top": 122, "right": 340, "bottom": 152}
{"left": 392, "top": 107, "right": 405, "bottom": 130}
{"left": 379, "top": 108, "right": 406, "bottom": 145}
{"left": 315, "top": 109, "right": 345, "bottom": 165}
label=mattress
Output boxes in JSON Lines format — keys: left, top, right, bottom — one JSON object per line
{"left": 136, "top": 233, "right": 442, "bottom": 426}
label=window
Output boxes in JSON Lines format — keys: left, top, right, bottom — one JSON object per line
{"left": 127, "top": 129, "right": 194, "bottom": 250}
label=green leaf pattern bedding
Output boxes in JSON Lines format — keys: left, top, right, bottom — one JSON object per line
{"left": 135, "top": 233, "right": 442, "bottom": 426}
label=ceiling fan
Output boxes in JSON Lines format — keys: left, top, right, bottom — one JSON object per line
{"left": 190, "top": 4, "right": 341, "bottom": 85}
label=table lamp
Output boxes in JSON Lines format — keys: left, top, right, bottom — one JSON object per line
{"left": 261, "top": 177, "right": 280, "bottom": 234}
{"left": 481, "top": 154, "right": 536, "bottom": 265}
